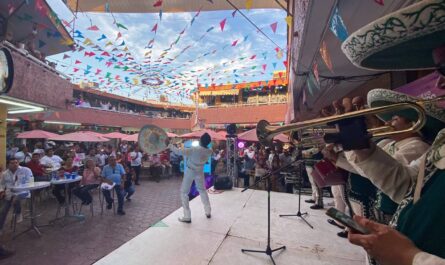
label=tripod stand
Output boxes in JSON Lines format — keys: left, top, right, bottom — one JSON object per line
{"left": 279, "top": 160, "right": 313, "bottom": 229}
{"left": 240, "top": 159, "right": 298, "bottom": 265}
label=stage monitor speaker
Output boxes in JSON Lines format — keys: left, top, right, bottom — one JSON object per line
{"left": 214, "top": 176, "right": 233, "bottom": 190}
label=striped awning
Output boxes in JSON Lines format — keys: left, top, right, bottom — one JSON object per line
{"left": 199, "top": 89, "right": 239, "bottom": 96}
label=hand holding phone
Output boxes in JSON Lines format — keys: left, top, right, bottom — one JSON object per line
{"left": 325, "top": 207, "right": 369, "bottom": 234}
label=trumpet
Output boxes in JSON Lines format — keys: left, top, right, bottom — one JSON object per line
{"left": 257, "top": 95, "right": 445, "bottom": 146}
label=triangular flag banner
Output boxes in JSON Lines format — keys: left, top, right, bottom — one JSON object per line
{"left": 116, "top": 32, "right": 122, "bottom": 40}
{"left": 329, "top": 6, "right": 348, "bottom": 42}
{"left": 220, "top": 18, "right": 227, "bottom": 31}
{"left": 283, "top": 60, "right": 288, "bottom": 68}
{"left": 285, "top": 16, "right": 292, "bottom": 27}
{"left": 246, "top": 0, "right": 253, "bottom": 10}
{"left": 320, "top": 41, "right": 334, "bottom": 72}
{"left": 75, "top": 60, "right": 81, "bottom": 64}
{"left": 272, "top": 62, "right": 277, "bottom": 69}
{"left": 73, "top": 68, "right": 79, "bottom": 72}
{"left": 97, "top": 34, "right": 106, "bottom": 41}
{"left": 231, "top": 40, "right": 238, "bottom": 46}
{"left": 313, "top": 62, "right": 320, "bottom": 84}
{"left": 152, "top": 23, "right": 158, "bottom": 33}
{"left": 153, "top": 0, "right": 163, "bottom": 7}
{"left": 262, "top": 64, "right": 267, "bottom": 71}
{"left": 62, "top": 54, "right": 70, "bottom": 59}
{"left": 87, "top": 25, "right": 99, "bottom": 31}
{"left": 270, "top": 22, "right": 278, "bottom": 33}
{"left": 232, "top": 10, "right": 237, "bottom": 17}
{"left": 116, "top": 23, "right": 128, "bottom": 30}
{"left": 306, "top": 72, "right": 319, "bottom": 96}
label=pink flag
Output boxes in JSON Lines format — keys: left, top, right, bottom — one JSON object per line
{"left": 105, "top": 62, "right": 112, "bottom": 67}
{"left": 95, "top": 69, "right": 102, "bottom": 75}
{"left": 152, "top": 23, "right": 158, "bottom": 33}
{"left": 220, "top": 18, "right": 227, "bottom": 31}
{"left": 270, "top": 22, "right": 278, "bottom": 33}
{"left": 153, "top": 0, "right": 163, "bottom": 7}
{"left": 75, "top": 60, "right": 81, "bottom": 64}
{"left": 73, "top": 68, "right": 79, "bottom": 72}
{"left": 262, "top": 64, "right": 267, "bottom": 71}
{"left": 231, "top": 40, "right": 238, "bottom": 46}
{"left": 101, "top": 51, "right": 110, "bottom": 56}
{"left": 250, "top": 55, "right": 256, "bottom": 60}
{"left": 116, "top": 32, "right": 122, "bottom": 40}
{"left": 63, "top": 54, "right": 70, "bottom": 59}
{"left": 283, "top": 60, "right": 288, "bottom": 68}
{"left": 87, "top": 25, "right": 99, "bottom": 31}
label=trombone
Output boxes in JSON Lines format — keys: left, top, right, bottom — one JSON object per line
{"left": 257, "top": 95, "right": 445, "bottom": 146}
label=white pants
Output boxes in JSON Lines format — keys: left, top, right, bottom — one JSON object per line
{"left": 306, "top": 166, "right": 320, "bottom": 201}
{"left": 181, "top": 169, "right": 211, "bottom": 219}
{"left": 331, "top": 185, "right": 346, "bottom": 213}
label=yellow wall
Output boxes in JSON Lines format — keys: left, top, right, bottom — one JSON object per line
{"left": 0, "top": 104, "right": 6, "bottom": 170}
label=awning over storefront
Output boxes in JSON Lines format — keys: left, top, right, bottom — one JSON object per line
{"left": 199, "top": 89, "right": 239, "bottom": 96}
{"left": 66, "top": 0, "right": 284, "bottom": 13}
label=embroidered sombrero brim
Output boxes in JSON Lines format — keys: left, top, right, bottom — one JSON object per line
{"left": 368, "top": 89, "right": 445, "bottom": 141}
{"left": 342, "top": 0, "right": 445, "bottom": 71}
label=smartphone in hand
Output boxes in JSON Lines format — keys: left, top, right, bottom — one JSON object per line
{"left": 325, "top": 207, "right": 369, "bottom": 234}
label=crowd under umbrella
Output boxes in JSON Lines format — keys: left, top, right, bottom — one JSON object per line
{"left": 180, "top": 129, "right": 226, "bottom": 141}
{"left": 49, "top": 131, "right": 110, "bottom": 142}
{"left": 237, "top": 128, "right": 289, "bottom": 143}
{"left": 16, "top": 130, "right": 59, "bottom": 139}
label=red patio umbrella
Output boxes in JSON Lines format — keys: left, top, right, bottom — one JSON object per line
{"left": 50, "top": 131, "right": 110, "bottom": 142}
{"left": 238, "top": 128, "right": 289, "bottom": 143}
{"left": 180, "top": 129, "right": 226, "bottom": 141}
{"left": 166, "top": 132, "right": 179, "bottom": 138}
{"left": 103, "top": 132, "right": 128, "bottom": 139}
{"left": 122, "top": 133, "right": 138, "bottom": 142}
{"left": 16, "top": 130, "right": 59, "bottom": 139}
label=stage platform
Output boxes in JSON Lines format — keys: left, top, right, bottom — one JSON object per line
{"left": 95, "top": 188, "right": 365, "bottom": 265}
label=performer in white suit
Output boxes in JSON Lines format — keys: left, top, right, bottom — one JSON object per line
{"left": 169, "top": 133, "right": 213, "bottom": 223}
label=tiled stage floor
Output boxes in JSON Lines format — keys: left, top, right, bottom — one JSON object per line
{"left": 96, "top": 188, "right": 365, "bottom": 265}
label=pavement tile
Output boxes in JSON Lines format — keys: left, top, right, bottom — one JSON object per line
{"left": 1, "top": 177, "right": 182, "bottom": 265}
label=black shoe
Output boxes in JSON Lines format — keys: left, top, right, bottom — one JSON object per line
{"left": 337, "top": 231, "right": 348, "bottom": 238}
{"left": 305, "top": 199, "right": 316, "bottom": 204}
{"left": 327, "top": 219, "right": 345, "bottom": 229}
{"left": 206, "top": 214, "right": 211, "bottom": 219}
{"left": 106, "top": 203, "right": 112, "bottom": 210}
{"left": 117, "top": 210, "right": 125, "bottom": 215}
{"left": 310, "top": 204, "right": 324, "bottom": 210}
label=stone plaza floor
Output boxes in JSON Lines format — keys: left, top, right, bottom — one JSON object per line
{"left": 2, "top": 176, "right": 183, "bottom": 265}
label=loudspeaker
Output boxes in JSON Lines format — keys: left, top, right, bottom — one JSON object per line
{"left": 226, "top": 123, "right": 237, "bottom": 136}
{"left": 214, "top": 176, "right": 233, "bottom": 190}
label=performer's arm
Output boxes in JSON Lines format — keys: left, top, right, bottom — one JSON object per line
{"left": 413, "top": 252, "right": 445, "bottom": 265}
{"left": 345, "top": 143, "right": 419, "bottom": 203}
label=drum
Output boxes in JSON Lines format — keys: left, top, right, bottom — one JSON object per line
{"left": 138, "top": 124, "right": 169, "bottom": 155}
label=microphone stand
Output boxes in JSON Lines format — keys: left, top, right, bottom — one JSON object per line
{"left": 279, "top": 159, "right": 317, "bottom": 229}
{"left": 240, "top": 159, "right": 301, "bottom": 265}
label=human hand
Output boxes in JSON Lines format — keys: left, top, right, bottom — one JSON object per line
{"left": 348, "top": 215, "right": 420, "bottom": 265}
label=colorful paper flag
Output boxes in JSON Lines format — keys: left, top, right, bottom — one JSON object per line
{"left": 152, "top": 23, "right": 158, "bottom": 34}
{"left": 329, "top": 6, "right": 349, "bottom": 42}
{"left": 153, "top": 0, "right": 163, "bottom": 7}
{"left": 270, "top": 22, "right": 278, "bottom": 33}
{"left": 220, "top": 18, "right": 227, "bottom": 31}
{"left": 87, "top": 25, "right": 99, "bottom": 31}
{"left": 285, "top": 16, "right": 292, "bottom": 27}
{"left": 116, "top": 23, "right": 128, "bottom": 30}
{"left": 231, "top": 40, "right": 238, "bottom": 46}
{"left": 246, "top": 0, "right": 253, "bottom": 10}
{"left": 320, "top": 41, "right": 334, "bottom": 72}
